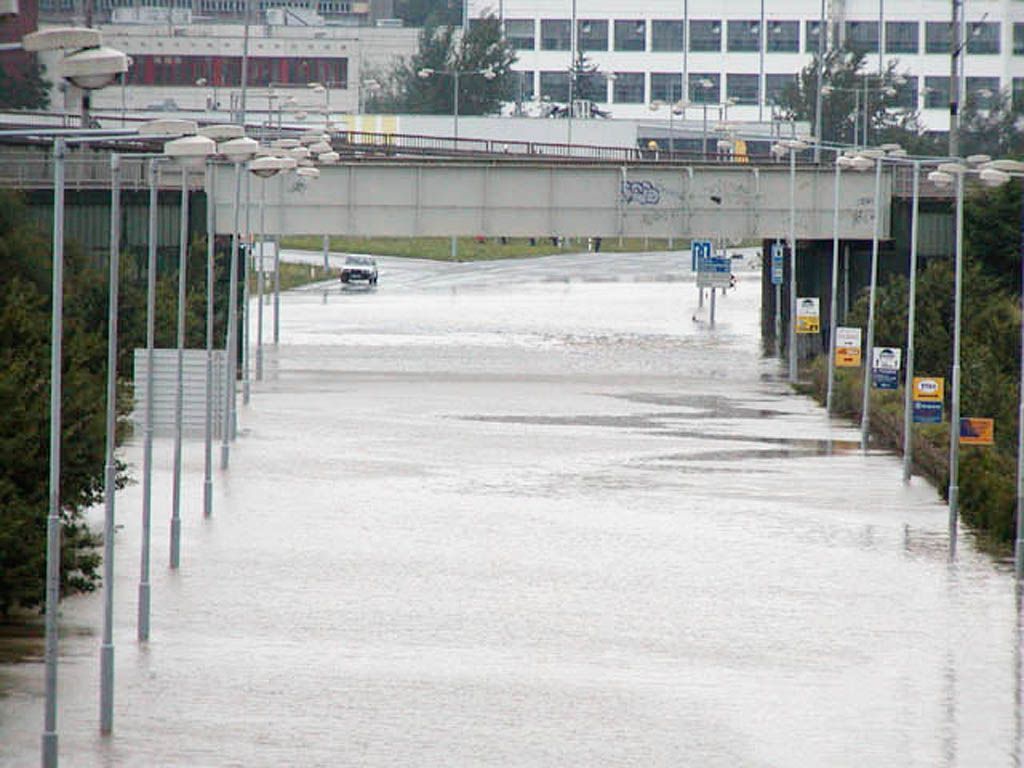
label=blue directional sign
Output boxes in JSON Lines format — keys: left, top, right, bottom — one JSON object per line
{"left": 691, "top": 239, "right": 713, "bottom": 271}
{"left": 770, "top": 242, "right": 784, "bottom": 286}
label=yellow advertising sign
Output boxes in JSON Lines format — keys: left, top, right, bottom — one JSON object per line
{"left": 796, "top": 297, "right": 820, "bottom": 334}
{"left": 959, "top": 418, "right": 994, "bottom": 446}
{"left": 912, "top": 377, "right": 944, "bottom": 403}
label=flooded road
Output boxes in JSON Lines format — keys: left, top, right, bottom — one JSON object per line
{"left": 2, "top": 252, "right": 1022, "bottom": 766}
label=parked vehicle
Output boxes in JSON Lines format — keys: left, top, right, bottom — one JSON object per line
{"left": 340, "top": 255, "right": 378, "bottom": 286}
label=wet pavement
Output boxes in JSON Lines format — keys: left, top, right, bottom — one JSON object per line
{"left": 2, "top": 251, "right": 1022, "bottom": 767}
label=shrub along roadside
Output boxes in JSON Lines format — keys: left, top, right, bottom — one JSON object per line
{"left": 800, "top": 215, "right": 1022, "bottom": 553}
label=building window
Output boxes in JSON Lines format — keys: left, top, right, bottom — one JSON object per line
{"left": 612, "top": 71, "right": 645, "bottom": 103}
{"left": 765, "top": 73, "right": 796, "bottom": 104}
{"left": 541, "top": 19, "right": 570, "bottom": 51}
{"left": 614, "top": 19, "right": 646, "bottom": 51}
{"left": 805, "top": 20, "right": 823, "bottom": 53}
{"left": 767, "top": 21, "right": 799, "bottom": 53}
{"left": 650, "top": 72, "right": 683, "bottom": 102}
{"left": 967, "top": 76, "right": 1000, "bottom": 109}
{"left": 651, "top": 20, "right": 684, "bottom": 52}
{"left": 578, "top": 19, "right": 608, "bottom": 52}
{"left": 885, "top": 22, "right": 918, "bottom": 54}
{"left": 505, "top": 19, "right": 535, "bottom": 51}
{"left": 893, "top": 76, "right": 918, "bottom": 109}
{"left": 1013, "top": 78, "right": 1024, "bottom": 112}
{"left": 1015, "top": 24, "right": 1024, "bottom": 55}
{"left": 925, "top": 22, "right": 951, "bottom": 54}
{"left": 846, "top": 20, "right": 879, "bottom": 53}
{"left": 515, "top": 70, "right": 535, "bottom": 101}
{"left": 923, "top": 76, "right": 949, "bottom": 108}
{"left": 727, "top": 20, "right": 760, "bottom": 52}
{"left": 727, "top": 73, "right": 759, "bottom": 105}
{"left": 689, "top": 20, "right": 721, "bottom": 52}
{"left": 967, "top": 22, "right": 1000, "bottom": 54}
{"left": 577, "top": 71, "right": 608, "bottom": 103}
{"left": 540, "top": 71, "right": 570, "bottom": 102}
{"left": 688, "top": 72, "right": 720, "bottom": 103}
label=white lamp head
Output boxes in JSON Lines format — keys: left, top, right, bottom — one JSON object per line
{"left": 138, "top": 118, "right": 197, "bottom": 137}
{"left": 164, "top": 135, "right": 217, "bottom": 168}
{"left": 249, "top": 155, "right": 287, "bottom": 178}
{"left": 979, "top": 168, "right": 1011, "bottom": 187}
{"left": 57, "top": 45, "right": 129, "bottom": 90}
{"left": 851, "top": 156, "right": 874, "bottom": 172}
{"left": 983, "top": 159, "right": 1024, "bottom": 173}
{"left": 296, "top": 166, "right": 320, "bottom": 179}
{"left": 200, "top": 124, "right": 245, "bottom": 141}
{"left": 272, "top": 138, "right": 300, "bottom": 149}
{"left": 219, "top": 136, "right": 259, "bottom": 161}
{"left": 928, "top": 170, "right": 954, "bottom": 187}
{"left": 318, "top": 151, "right": 340, "bottom": 165}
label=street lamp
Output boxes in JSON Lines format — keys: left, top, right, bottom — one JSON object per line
{"left": 417, "top": 66, "right": 497, "bottom": 142}
{"left": 648, "top": 99, "right": 684, "bottom": 155}
{"left": 772, "top": 137, "right": 808, "bottom": 383}
{"left": 825, "top": 153, "right": 872, "bottom": 413}
{"left": 163, "top": 134, "right": 217, "bottom": 570}
{"left": 696, "top": 77, "right": 715, "bottom": 157}
{"left": 249, "top": 155, "right": 289, "bottom": 383}
{"left": 218, "top": 136, "right": 258, "bottom": 469}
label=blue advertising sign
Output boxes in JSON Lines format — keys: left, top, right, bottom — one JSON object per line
{"left": 691, "top": 239, "right": 713, "bottom": 271}
{"left": 871, "top": 347, "right": 901, "bottom": 390}
{"left": 770, "top": 242, "right": 784, "bottom": 286}
{"left": 913, "top": 401, "right": 943, "bottom": 424}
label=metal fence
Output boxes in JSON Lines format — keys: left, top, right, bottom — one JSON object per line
{"left": 132, "top": 348, "right": 226, "bottom": 440}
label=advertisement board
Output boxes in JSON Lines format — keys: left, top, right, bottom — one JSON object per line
{"left": 912, "top": 377, "right": 944, "bottom": 424}
{"left": 871, "top": 347, "right": 901, "bottom": 389}
{"left": 835, "top": 327, "right": 862, "bottom": 367}
{"left": 796, "top": 297, "right": 820, "bottom": 334}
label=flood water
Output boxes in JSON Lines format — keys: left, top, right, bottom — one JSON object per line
{"left": 2, "top": 251, "right": 1022, "bottom": 767}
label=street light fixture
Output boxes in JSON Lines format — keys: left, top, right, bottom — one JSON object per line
{"left": 249, "top": 155, "right": 288, "bottom": 383}
{"left": 772, "top": 137, "right": 808, "bottom": 383}
{"left": 417, "top": 66, "right": 497, "bottom": 142}
{"left": 163, "top": 134, "right": 217, "bottom": 570}
{"left": 218, "top": 136, "right": 258, "bottom": 469}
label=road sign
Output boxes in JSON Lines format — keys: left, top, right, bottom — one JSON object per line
{"left": 796, "top": 297, "right": 819, "bottom": 334}
{"left": 912, "top": 376, "right": 944, "bottom": 424}
{"left": 691, "top": 239, "right": 712, "bottom": 272}
{"left": 871, "top": 346, "right": 901, "bottom": 389}
{"left": 960, "top": 417, "right": 994, "bottom": 446}
{"left": 770, "top": 242, "right": 784, "bottom": 286}
{"left": 695, "top": 242, "right": 731, "bottom": 289}
{"left": 835, "top": 326, "right": 862, "bottom": 367}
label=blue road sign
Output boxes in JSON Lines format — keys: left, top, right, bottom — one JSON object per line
{"left": 691, "top": 240, "right": 712, "bottom": 271}
{"left": 770, "top": 242, "right": 784, "bottom": 285}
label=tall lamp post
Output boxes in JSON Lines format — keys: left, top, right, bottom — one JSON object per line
{"left": 163, "top": 134, "right": 217, "bottom": 569}
{"left": 250, "top": 155, "right": 291, "bottom": 382}
{"left": 219, "top": 137, "right": 259, "bottom": 469}
{"left": 418, "top": 65, "right": 495, "bottom": 260}
{"left": 772, "top": 137, "right": 808, "bottom": 383}
{"left": 648, "top": 99, "right": 684, "bottom": 155}
{"left": 825, "top": 152, "right": 872, "bottom": 413}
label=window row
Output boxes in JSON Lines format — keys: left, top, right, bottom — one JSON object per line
{"left": 515, "top": 70, "right": 1024, "bottom": 111}
{"left": 124, "top": 54, "right": 348, "bottom": 87}
{"left": 505, "top": 17, "right": 1019, "bottom": 56}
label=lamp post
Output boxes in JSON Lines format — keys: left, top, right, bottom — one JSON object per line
{"left": 697, "top": 77, "right": 714, "bottom": 157}
{"left": 219, "top": 136, "right": 259, "bottom": 469}
{"left": 250, "top": 155, "right": 290, "bottom": 382}
{"left": 98, "top": 152, "right": 121, "bottom": 736}
{"left": 858, "top": 145, "right": 888, "bottom": 451}
{"left": 417, "top": 66, "right": 497, "bottom": 144}
{"left": 163, "top": 134, "right": 217, "bottom": 569}
{"left": 648, "top": 100, "right": 683, "bottom": 156}
{"left": 772, "top": 137, "right": 807, "bottom": 383}
{"left": 901, "top": 159, "right": 922, "bottom": 483}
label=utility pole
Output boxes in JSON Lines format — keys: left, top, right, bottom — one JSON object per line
{"left": 949, "top": 0, "right": 962, "bottom": 157}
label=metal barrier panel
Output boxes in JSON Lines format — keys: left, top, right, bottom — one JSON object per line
{"left": 132, "top": 348, "right": 226, "bottom": 439}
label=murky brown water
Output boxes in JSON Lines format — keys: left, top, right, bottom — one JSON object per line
{"left": 2, "top": 252, "right": 1021, "bottom": 767}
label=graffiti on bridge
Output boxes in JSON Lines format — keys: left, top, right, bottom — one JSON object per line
{"left": 621, "top": 180, "right": 662, "bottom": 206}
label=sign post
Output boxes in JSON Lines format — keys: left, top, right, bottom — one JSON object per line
{"left": 692, "top": 239, "right": 712, "bottom": 309}
{"left": 771, "top": 241, "right": 783, "bottom": 358}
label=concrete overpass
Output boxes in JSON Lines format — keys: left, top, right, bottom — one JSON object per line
{"left": 210, "top": 160, "right": 890, "bottom": 242}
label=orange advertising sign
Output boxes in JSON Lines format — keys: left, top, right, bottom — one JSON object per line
{"left": 959, "top": 418, "right": 994, "bottom": 446}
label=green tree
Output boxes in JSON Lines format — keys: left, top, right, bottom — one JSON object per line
{"left": 0, "top": 56, "right": 52, "bottom": 110}
{"left": 369, "top": 15, "right": 516, "bottom": 116}
{"left": 394, "top": 0, "right": 461, "bottom": 27}
{"left": 779, "top": 46, "right": 924, "bottom": 149}
{"left": 958, "top": 90, "right": 1024, "bottom": 159}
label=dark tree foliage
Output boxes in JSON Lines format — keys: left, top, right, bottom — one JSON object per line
{"left": 778, "top": 45, "right": 920, "bottom": 148}
{"left": 394, "top": 0, "right": 461, "bottom": 27}
{"left": 0, "top": 56, "right": 52, "bottom": 110}
{"left": 368, "top": 15, "right": 516, "bottom": 116}
{"left": 0, "top": 191, "right": 105, "bottom": 615}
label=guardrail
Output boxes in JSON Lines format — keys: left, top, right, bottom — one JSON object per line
{"left": 0, "top": 149, "right": 200, "bottom": 191}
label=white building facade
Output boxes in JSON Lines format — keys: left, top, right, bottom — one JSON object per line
{"left": 470, "top": 0, "right": 1024, "bottom": 132}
